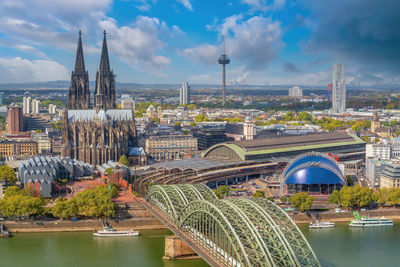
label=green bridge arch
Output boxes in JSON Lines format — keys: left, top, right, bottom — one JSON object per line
{"left": 146, "top": 184, "right": 320, "bottom": 267}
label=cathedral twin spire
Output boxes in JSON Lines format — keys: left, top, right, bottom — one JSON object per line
{"left": 68, "top": 30, "right": 115, "bottom": 110}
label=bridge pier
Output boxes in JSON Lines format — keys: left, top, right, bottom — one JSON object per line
{"left": 163, "top": 235, "right": 199, "bottom": 260}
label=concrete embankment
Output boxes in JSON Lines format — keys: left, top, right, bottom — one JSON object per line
{"left": 4, "top": 218, "right": 167, "bottom": 233}
{"left": 290, "top": 208, "right": 400, "bottom": 224}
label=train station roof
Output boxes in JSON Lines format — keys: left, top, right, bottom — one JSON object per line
{"left": 203, "top": 132, "right": 365, "bottom": 161}
{"left": 151, "top": 157, "right": 245, "bottom": 172}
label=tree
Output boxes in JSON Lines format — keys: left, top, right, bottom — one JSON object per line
{"left": 119, "top": 155, "right": 129, "bottom": 167}
{"left": 253, "top": 190, "right": 265, "bottom": 198}
{"left": 190, "top": 122, "right": 196, "bottom": 127}
{"left": 150, "top": 117, "right": 160, "bottom": 123}
{"left": 361, "top": 135, "right": 370, "bottom": 143}
{"left": 282, "top": 112, "right": 295, "bottom": 121}
{"left": 297, "top": 112, "right": 313, "bottom": 121}
{"left": 105, "top": 167, "right": 114, "bottom": 175}
{"left": 0, "top": 187, "right": 45, "bottom": 217}
{"left": 73, "top": 185, "right": 117, "bottom": 218}
{"left": 329, "top": 190, "right": 341, "bottom": 206}
{"left": 195, "top": 114, "right": 208, "bottom": 122}
{"left": 346, "top": 175, "right": 354, "bottom": 186}
{"left": 289, "top": 192, "right": 315, "bottom": 212}
{"left": 52, "top": 197, "right": 78, "bottom": 219}
{"left": 280, "top": 195, "right": 288, "bottom": 203}
{"left": 338, "top": 186, "right": 375, "bottom": 209}
{"left": 0, "top": 165, "right": 17, "bottom": 184}
{"left": 355, "top": 187, "right": 374, "bottom": 208}
{"left": 186, "top": 104, "right": 197, "bottom": 109}
{"left": 215, "top": 185, "right": 230, "bottom": 199}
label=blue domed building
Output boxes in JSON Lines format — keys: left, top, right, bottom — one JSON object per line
{"left": 282, "top": 152, "right": 345, "bottom": 195}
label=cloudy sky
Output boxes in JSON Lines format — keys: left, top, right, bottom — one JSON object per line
{"left": 0, "top": 0, "right": 399, "bottom": 86}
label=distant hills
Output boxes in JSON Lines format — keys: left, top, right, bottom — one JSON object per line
{"left": 0, "top": 81, "right": 394, "bottom": 91}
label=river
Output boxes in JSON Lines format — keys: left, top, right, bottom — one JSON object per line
{"left": 1, "top": 224, "right": 399, "bottom": 267}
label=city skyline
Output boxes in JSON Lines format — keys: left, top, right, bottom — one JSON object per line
{"left": 0, "top": 0, "right": 399, "bottom": 87}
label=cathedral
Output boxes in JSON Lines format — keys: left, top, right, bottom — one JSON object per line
{"left": 62, "top": 31, "right": 137, "bottom": 166}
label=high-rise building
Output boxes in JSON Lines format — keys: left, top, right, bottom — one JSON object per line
{"left": 7, "top": 106, "right": 24, "bottom": 133}
{"left": 289, "top": 86, "right": 303, "bottom": 97}
{"left": 23, "top": 96, "right": 31, "bottom": 114}
{"left": 69, "top": 31, "right": 91, "bottom": 110}
{"left": 48, "top": 104, "right": 57, "bottom": 114}
{"left": 32, "top": 99, "right": 40, "bottom": 114}
{"left": 95, "top": 31, "right": 115, "bottom": 110}
{"left": 180, "top": 82, "right": 190, "bottom": 105}
{"left": 332, "top": 62, "right": 346, "bottom": 114}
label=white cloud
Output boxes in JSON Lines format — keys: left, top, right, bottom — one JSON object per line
{"left": 0, "top": 0, "right": 174, "bottom": 72}
{"left": 133, "top": 0, "right": 157, "bottom": 11}
{"left": 241, "top": 0, "right": 285, "bottom": 12}
{"left": 180, "top": 44, "right": 219, "bottom": 65}
{"left": 185, "top": 15, "right": 283, "bottom": 71}
{"left": 0, "top": 0, "right": 111, "bottom": 52}
{"left": 14, "top": 45, "right": 48, "bottom": 58}
{"left": 189, "top": 66, "right": 249, "bottom": 84}
{"left": 241, "top": 0, "right": 268, "bottom": 12}
{"left": 176, "top": 0, "right": 193, "bottom": 11}
{"left": 100, "top": 16, "right": 171, "bottom": 69}
{"left": 0, "top": 57, "right": 69, "bottom": 83}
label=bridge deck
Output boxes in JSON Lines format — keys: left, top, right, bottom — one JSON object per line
{"left": 139, "top": 199, "right": 221, "bottom": 267}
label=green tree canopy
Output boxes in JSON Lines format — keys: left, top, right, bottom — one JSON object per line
{"left": 289, "top": 192, "right": 315, "bottom": 212}
{"left": 0, "top": 165, "right": 17, "bottom": 184}
{"left": 119, "top": 155, "right": 129, "bottom": 167}
{"left": 297, "top": 112, "right": 313, "bottom": 121}
{"left": 215, "top": 185, "right": 230, "bottom": 199}
{"left": 52, "top": 197, "right": 78, "bottom": 219}
{"left": 282, "top": 112, "right": 295, "bottom": 121}
{"left": 329, "top": 190, "right": 341, "bottom": 206}
{"left": 195, "top": 114, "right": 208, "bottom": 122}
{"left": 0, "top": 186, "right": 45, "bottom": 217}
{"left": 253, "top": 190, "right": 265, "bottom": 198}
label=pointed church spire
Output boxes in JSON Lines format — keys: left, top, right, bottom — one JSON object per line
{"left": 95, "top": 30, "right": 116, "bottom": 110}
{"left": 74, "top": 30, "right": 85, "bottom": 74}
{"left": 99, "top": 30, "right": 110, "bottom": 74}
{"left": 69, "top": 30, "right": 91, "bottom": 109}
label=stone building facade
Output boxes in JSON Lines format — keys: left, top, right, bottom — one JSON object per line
{"left": 62, "top": 109, "right": 136, "bottom": 166}
{"left": 145, "top": 135, "right": 197, "bottom": 161}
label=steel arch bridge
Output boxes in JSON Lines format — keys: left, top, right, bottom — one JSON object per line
{"left": 145, "top": 184, "right": 320, "bottom": 267}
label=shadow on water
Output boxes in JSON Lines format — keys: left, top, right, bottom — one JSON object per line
{"left": 319, "top": 259, "right": 338, "bottom": 267}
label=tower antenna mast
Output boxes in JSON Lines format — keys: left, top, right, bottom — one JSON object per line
{"left": 218, "top": 35, "right": 230, "bottom": 106}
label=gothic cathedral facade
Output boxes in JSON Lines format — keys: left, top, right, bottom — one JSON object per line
{"left": 62, "top": 31, "right": 137, "bottom": 166}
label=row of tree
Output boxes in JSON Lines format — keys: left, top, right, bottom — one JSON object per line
{"left": 52, "top": 184, "right": 118, "bottom": 219}
{"left": 330, "top": 186, "right": 400, "bottom": 208}
{"left": 0, "top": 184, "right": 118, "bottom": 219}
{"left": 0, "top": 186, "right": 45, "bottom": 217}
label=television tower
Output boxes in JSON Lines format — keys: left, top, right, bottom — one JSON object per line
{"left": 218, "top": 36, "right": 230, "bottom": 106}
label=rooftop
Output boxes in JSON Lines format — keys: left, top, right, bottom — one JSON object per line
{"left": 203, "top": 132, "right": 365, "bottom": 161}
{"left": 230, "top": 132, "right": 355, "bottom": 152}
{"left": 68, "top": 109, "right": 133, "bottom": 122}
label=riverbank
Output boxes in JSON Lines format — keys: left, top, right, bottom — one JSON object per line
{"left": 290, "top": 208, "right": 400, "bottom": 224}
{"left": 3, "top": 217, "right": 167, "bottom": 233}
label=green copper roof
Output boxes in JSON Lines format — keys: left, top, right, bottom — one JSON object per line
{"left": 203, "top": 133, "right": 365, "bottom": 161}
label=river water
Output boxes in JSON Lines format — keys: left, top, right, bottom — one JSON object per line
{"left": 0, "top": 224, "right": 399, "bottom": 267}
